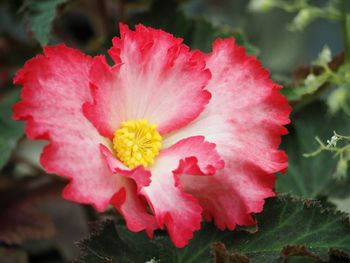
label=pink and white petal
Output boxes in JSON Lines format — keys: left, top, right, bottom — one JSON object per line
{"left": 83, "top": 56, "right": 125, "bottom": 138}
{"left": 100, "top": 144, "right": 151, "bottom": 192}
{"left": 110, "top": 177, "right": 158, "bottom": 237}
{"left": 141, "top": 136, "right": 224, "bottom": 247}
{"left": 165, "top": 136, "right": 224, "bottom": 182}
{"left": 87, "top": 24, "right": 211, "bottom": 136}
{"left": 181, "top": 162, "right": 275, "bottom": 230}
{"left": 164, "top": 38, "right": 291, "bottom": 229}
{"left": 13, "top": 45, "right": 119, "bottom": 211}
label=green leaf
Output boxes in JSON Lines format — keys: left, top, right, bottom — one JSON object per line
{"left": 0, "top": 90, "right": 24, "bottom": 170}
{"left": 25, "top": 0, "right": 67, "bottom": 45}
{"left": 227, "top": 197, "right": 350, "bottom": 262}
{"left": 276, "top": 101, "right": 350, "bottom": 199}
{"left": 77, "top": 196, "right": 350, "bottom": 263}
{"left": 77, "top": 221, "right": 169, "bottom": 263}
{"left": 129, "top": 0, "right": 259, "bottom": 55}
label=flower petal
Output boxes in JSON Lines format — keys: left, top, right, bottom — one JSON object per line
{"left": 110, "top": 177, "right": 158, "bottom": 237}
{"left": 141, "top": 136, "right": 223, "bottom": 247}
{"left": 164, "top": 38, "right": 291, "bottom": 229}
{"left": 180, "top": 163, "right": 275, "bottom": 229}
{"left": 83, "top": 24, "right": 211, "bottom": 138}
{"left": 100, "top": 145, "right": 158, "bottom": 236}
{"left": 100, "top": 144, "right": 151, "bottom": 192}
{"left": 13, "top": 45, "right": 119, "bottom": 211}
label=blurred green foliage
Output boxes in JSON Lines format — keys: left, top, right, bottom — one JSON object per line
{"left": 276, "top": 101, "right": 350, "bottom": 198}
{"left": 0, "top": 0, "right": 350, "bottom": 262}
{"left": 0, "top": 90, "right": 23, "bottom": 169}
{"left": 129, "top": 0, "right": 259, "bottom": 55}
{"left": 24, "top": 0, "right": 67, "bottom": 45}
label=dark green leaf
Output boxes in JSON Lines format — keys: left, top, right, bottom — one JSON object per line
{"left": 77, "top": 196, "right": 350, "bottom": 263}
{"left": 216, "top": 196, "right": 350, "bottom": 263}
{"left": 129, "top": 0, "right": 259, "bottom": 55}
{"left": 25, "top": 0, "right": 67, "bottom": 45}
{"left": 276, "top": 101, "right": 350, "bottom": 199}
{"left": 0, "top": 90, "right": 24, "bottom": 170}
{"left": 77, "top": 220, "right": 169, "bottom": 263}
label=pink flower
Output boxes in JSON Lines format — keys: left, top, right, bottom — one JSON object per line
{"left": 13, "top": 24, "right": 291, "bottom": 247}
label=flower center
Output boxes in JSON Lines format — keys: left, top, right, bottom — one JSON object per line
{"left": 113, "top": 119, "right": 162, "bottom": 169}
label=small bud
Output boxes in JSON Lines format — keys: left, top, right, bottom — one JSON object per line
{"left": 248, "top": 0, "right": 275, "bottom": 12}
{"left": 301, "top": 72, "right": 329, "bottom": 96}
{"left": 145, "top": 258, "right": 160, "bottom": 263}
{"left": 311, "top": 46, "right": 332, "bottom": 66}
{"left": 334, "top": 158, "right": 348, "bottom": 180}
{"left": 290, "top": 9, "right": 314, "bottom": 31}
{"left": 304, "top": 74, "right": 316, "bottom": 86}
{"left": 326, "top": 132, "right": 339, "bottom": 147}
{"left": 327, "top": 86, "right": 347, "bottom": 114}
{"left": 318, "top": 46, "right": 332, "bottom": 64}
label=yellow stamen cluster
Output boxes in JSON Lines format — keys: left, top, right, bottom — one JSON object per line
{"left": 113, "top": 119, "right": 162, "bottom": 169}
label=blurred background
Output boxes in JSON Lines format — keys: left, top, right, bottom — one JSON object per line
{"left": 1, "top": 0, "right": 350, "bottom": 262}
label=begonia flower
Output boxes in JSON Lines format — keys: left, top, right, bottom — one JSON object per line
{"left": 13, "top": 24, "right": 291, "bottom": 247}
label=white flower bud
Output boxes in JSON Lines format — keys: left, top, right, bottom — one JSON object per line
{"left": 304, "top": 74, "right": 317, "bottom": 86}
{"left": 291, "top": 9, "right": 313, "bottom": 31}
{"left": 248, "top": 0, "right": 275, "bottom": 12}
{"left": 327, "top": 132, "right": 339, "bottom": 147}
{"left": 327, "top": 86, "right": 347, "bottom": 114}
{"left": 318, "top": 46, "right": 332, "bottom": 64}
{"left": 335, "top": 158, "right": 348, "bottom": 180}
